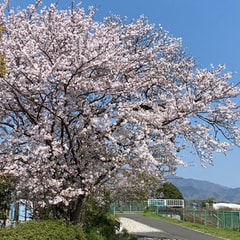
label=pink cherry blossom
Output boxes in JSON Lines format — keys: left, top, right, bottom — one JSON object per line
{"left": 0, "top": 2, "right": 239, "bottom": 223}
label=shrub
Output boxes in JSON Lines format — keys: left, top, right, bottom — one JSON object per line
{"left": 83, "top": 192, "right": 117, "bottom": 240}
{"left": 84, "top": 228, "right": 105, "bottom": 240}
{"left": 115, "top": 228, "right": 138, "bottom": 240}
{"left": 84, "top": 211, "right": 116, "bottom": 240}
{"left": 0, "top": 220, "right": 86, "bottom": 240}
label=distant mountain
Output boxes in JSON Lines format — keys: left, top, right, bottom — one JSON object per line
{"left": 167, "top": 176, "right": 240, "bottom": 203}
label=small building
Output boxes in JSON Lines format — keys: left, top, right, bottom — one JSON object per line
{"left": 213, "top": 203, "right": 240, "bottom": 210}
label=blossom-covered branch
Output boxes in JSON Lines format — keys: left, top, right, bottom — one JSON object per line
{"left": 0, "top": 2, "right": 239, "bottom": 224}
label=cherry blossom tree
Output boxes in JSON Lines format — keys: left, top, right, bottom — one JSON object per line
{"left": 0, "top": 25, "right": 5, "bottom": 77}
{"left": 0, "top": 2, "right": 239, "bottom": 224}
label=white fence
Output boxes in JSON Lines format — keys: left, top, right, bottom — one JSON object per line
{"left": 148, "top": 199, "right": 184, "bottom": 208}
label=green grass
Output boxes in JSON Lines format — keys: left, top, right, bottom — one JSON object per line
{"left": 142, "top": 211, "right": 240, "bottom": 240}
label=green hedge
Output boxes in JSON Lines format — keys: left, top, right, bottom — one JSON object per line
{"left": 0, "top": 220, "right": 86, "bottom": 240}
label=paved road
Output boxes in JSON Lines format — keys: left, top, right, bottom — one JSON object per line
{"left": 118, "top": 213, "right": 228, "bottom": 240}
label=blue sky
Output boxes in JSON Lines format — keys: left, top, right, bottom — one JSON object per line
{"left": 8, "top": 0, "right": 240, "bottom": 188}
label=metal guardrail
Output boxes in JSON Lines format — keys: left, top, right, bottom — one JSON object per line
{"left": 110, "top": 200, "right": 240, "bottom": 231}
{"left": 157, "top": 208, "right": 240, "bottom": 231}
{"left": 111, "top": 199, "right": 185, "bottom": 214}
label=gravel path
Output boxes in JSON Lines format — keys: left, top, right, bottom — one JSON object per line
{"left": 119, "top": 217, "right": 163, "bottom": 233}
{"left": 118, "top": 216, "right": 180, "bottom": 239}
{"left": 118, "top": 213, "right": 228, "bottom": 240}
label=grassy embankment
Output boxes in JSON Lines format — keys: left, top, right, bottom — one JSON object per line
{"left": 142, "top": 211, "right": 240, "bottom": 240}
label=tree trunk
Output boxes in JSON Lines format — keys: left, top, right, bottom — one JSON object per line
{"left": 14, "top": 202, "right": 19, "bottom": 222}
{"left": 70, "top": 195, "right": 85, "bottom": 225}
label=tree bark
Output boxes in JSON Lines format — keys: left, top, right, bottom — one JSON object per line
{"left": 70, "top": 195, "right": 85, "bottom": 225}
